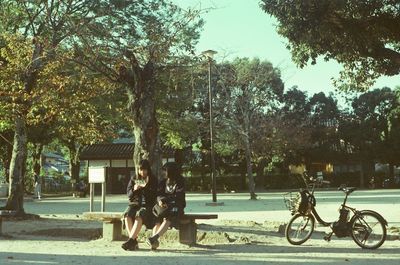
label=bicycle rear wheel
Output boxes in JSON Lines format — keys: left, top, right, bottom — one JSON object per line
{"left": 350, "top": 211, "right": 387, "bottom": 249}
{"left": 285, "top": 213, "right": 315, "bottom": 245}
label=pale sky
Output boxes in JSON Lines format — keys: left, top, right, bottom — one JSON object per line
{"left": 172, "top": 0, "right": 400, "bottom": 97}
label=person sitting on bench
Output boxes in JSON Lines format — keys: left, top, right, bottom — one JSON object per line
{"left": 147, "top": 162, "right": 186, "bottom": 250}
{"left": 121, "top": 159, "right": 157, "bottom": 251}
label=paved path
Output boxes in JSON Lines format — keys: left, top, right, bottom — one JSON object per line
{"left": 1, "top": 189, "right": 399, "bottom": 265}
{"left": 1, "top": 236, "right": 400, "bottom": 265}
{"left": 5, "top": 189, "right": 399, "bottom": 225}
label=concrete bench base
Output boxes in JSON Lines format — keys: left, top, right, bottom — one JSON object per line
{"left": 103, "top": 219, "right": 123, "bottom": 241}
{"left": 83, "top": 212, "right": 217, "bottom": 245}
{"left": 179, "top": 218, "right": 197, "bottom": 245}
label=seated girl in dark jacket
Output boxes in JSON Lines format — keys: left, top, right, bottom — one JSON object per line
{"left": 147, "top": 162, "right": 185, "bottom": 250}
{"left": 121, "top": 159, "right": 157, "bottom": 251}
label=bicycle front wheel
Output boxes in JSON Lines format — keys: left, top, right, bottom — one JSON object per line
{"left": 285, "top": 213, "right": 315, "bottom": 245}
{"left": 350, "top": 211, "right": 387, "bottom": 249}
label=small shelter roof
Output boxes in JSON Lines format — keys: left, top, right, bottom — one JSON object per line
{"left": 80, "top": 143, "right": 134, "bottom": 160}
{"left": 80, "top": 143, "right": 174, "bottom": 160}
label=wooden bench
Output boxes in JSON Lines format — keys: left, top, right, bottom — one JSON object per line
{"left": 0, "top": 210, "right": 17, "bottom": 235}
{"left": 82, "top": 211, "right": 218, "bottom": 245}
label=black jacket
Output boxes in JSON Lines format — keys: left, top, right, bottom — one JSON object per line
{"left": 157, "top": 176, "right": 186, "bottom": 212}
{"left": 127, "top": 175, "right": 157, "bottom": 209}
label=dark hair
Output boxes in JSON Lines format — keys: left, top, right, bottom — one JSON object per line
{"left": 162, "top": 162, "right": 180, "bottom": 180}
{"left": 138, "top": 159, "right": 152, "bottom": 176}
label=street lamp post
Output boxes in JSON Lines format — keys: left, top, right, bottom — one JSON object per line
{"left": 202, "top": 49, "right": 220, "bottom": 204}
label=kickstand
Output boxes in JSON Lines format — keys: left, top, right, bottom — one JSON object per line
{"left": 323, "top": 232, "right": 333, "bottom": 242}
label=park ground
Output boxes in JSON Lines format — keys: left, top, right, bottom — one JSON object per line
{"left": 1, "top": 189, "right": 400, "bottom": 264}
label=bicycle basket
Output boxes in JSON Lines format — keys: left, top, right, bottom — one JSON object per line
{"left": 283, "top": 192, "right": 301, "bottom": 215}
{"left": 284, "top": 190, "right": 315, "bottom": 215}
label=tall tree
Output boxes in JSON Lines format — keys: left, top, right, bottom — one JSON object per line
{"left": 305, "top": 92, "right": 341, "bottom": 169}
{"left": 157, "top": 60, "right": 202, "bottom": 150}
{"left": 55, "top": 73, "right": 120, "bottom": 182}
{"left": 73, "top": 1, "right": 204, "bottom": 177}
{"left": 272, "top": 87, "right": 313, "bottom": 168}
{"left": 214, "top": 58, "right": 284, "bottom": 199}
{"left": 350, "top": 88, "right": 399, "bottom": 184}
{"left": 260, "top": 0, "right": 400, "bottom": 90}
{"left": 0, "top": 1, "right": 101, "bottom": 213}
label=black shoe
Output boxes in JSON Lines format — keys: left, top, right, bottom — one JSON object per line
{"left": 121, "top": 238, "right": 138, "bottom": 251}
{"left": 147, "top": 236, "right": 160, "bottom": 250}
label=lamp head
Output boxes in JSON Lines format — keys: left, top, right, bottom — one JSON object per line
{"left": 202, "top": 50, "right": 217, "bottom": 60}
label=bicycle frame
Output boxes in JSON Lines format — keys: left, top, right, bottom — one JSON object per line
{"left": 311, "top": 203, "right": 358, "bottom": 227}
{"left": 305, "top": 176, "right": 358, "bottom": 227}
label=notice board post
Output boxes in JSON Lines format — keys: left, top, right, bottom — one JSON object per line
{"left": 88, "top": 167, "right": 106, "bottom": 212}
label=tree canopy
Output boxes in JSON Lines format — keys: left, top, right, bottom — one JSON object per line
{"left": 260, "top": 0, "right": 400, "bottom": 90}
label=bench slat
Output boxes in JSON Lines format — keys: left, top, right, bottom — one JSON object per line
{"left": 182, "top": 214, "right": 218, "bottom": 219}
{"left": 83, "top": 212, "right": 218, "bottom": 221}
{"left": 82, "top": 212, "right": 122, "bottom": 221}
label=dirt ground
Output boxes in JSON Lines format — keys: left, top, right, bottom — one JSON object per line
{"left": 1, "top": 214, "right": 400, "bottom": 265}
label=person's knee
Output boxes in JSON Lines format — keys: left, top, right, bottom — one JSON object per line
{"left": 162, "top": 218, "right": 171, "bottom": 226}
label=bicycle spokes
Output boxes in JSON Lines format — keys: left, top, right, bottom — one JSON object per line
{"left": 285, "top": 214, "right": 315, "bottom": 245}
{"left": 351, "top": 212, "right": 386, "bottom": 249}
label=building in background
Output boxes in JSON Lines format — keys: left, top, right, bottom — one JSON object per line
{"left": 80, "top": 142, "right": 175, "bottom": 194}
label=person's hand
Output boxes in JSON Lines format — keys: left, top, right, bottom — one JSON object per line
{"left": 158, "top": 200, "right": 167, "bottom": 208}
{"left": 134, "top": 179, "right": 146, "bottom": 190}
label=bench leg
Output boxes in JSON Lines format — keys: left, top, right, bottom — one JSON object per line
{"left": 103, "top": 221, "right": 122, "bottom": 241}
{"left": 179, "top": 220, "right": 197, "bottom": 245}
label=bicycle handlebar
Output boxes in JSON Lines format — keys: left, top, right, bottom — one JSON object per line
{"left": 299, "top": 172, "right": 330, "bottom": 189}
{"left": 308, "top": 177, "right": 330, "bottom": 185}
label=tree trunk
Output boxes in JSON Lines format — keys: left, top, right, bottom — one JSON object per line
{"left": 389, "top": 162, "right": 395, "bottom": 186}
{"left": 68, "top": 142, "right": 81, "bottom": 182}
{"left": 0, "top": 130, "right": 14, "bottom": 183}
{"left": 242, "top": 109, "right": 256, "bottom": 200}
{"left": 2, "top": 116, "right": 28, "bottom": 213}
{"left": 123, "top": 59, "right": 162, "bottom": 179}
{"left": 32, "top": 143, "right": 43, "bottom": 176}
{"left": 1, "top": 36, "right": 43, "bottom": 213}
{"left": 244, "top": 137, "right": 256, "bottom": 200}
{"left": 256, "top": 158, "right": 268, "bottom": 190}
{"left": 360, "top": 164, "right": 365, "bottom": 188}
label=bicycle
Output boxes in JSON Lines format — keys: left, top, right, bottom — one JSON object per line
{"left": 283, "top": 174, "right": 387, "bottom": 249}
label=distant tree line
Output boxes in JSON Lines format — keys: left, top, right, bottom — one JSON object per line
{"left": 162, "top": 59, "right": 400, "bottom": 195}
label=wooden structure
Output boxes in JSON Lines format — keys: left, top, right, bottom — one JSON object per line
{"left": 80, "top": 143, "right": 174, "bottom": 194}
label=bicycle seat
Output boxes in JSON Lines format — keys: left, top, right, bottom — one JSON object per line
{"left": 338, "top": 187, "right": 357, "bottom": 195}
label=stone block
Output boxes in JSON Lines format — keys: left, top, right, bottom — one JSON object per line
{"left": 102, "top": 221, "right": 122, "bottom": 241}
{"left": 179, "top": 220, "right": 196, "bottom": 245}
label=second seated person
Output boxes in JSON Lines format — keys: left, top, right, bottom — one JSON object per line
{"left": 147, "top": 162, "right": 186, "bottom": 250}
{"left": 121, "top": 159, "right": 157, "bottom": 251}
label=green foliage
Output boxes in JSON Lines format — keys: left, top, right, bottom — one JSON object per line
{"left": 260, "top": 0, "right": 400, "bottom": 91}
{"left": 213, "top": 57, "right": 284, "bottom": 155}
{"left": 270, "top": 87, "right": 313, "bottom": 166}
{"left": 156, "top": 61, "right": 203, "bottom": 149}
{"left": 341, "top": 87, "right": 400, "bottom": 165}
{"left": 0, "top": 33, "right": 32, "bottom": 119}
{"left": 214, "top": 130, "right": 238, "bottom": 156}
{"left": 159, "top": 110, "right": 199, "bottom": 149}
{"left": 73, "top": 0, "right": 204, "bottom": 81}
